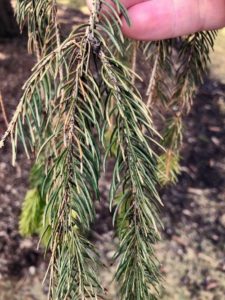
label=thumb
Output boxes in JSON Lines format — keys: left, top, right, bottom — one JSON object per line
{"left": 122, "top": 0, "right": 225, "bottom": 40}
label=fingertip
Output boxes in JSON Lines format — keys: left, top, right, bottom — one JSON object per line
{"left": 121, "top": 0, "right": 225, "bottom": 41}
{"left": 121, "top": 1, "right": 174, "bottom": 40}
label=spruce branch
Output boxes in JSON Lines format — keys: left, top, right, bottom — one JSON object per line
{"left": 41, "top": 5, "right": 107, "bottom": 298}
{"left": 99, "top": 39, "right": 163, "bottom": 298}
{"left": 2, "top": 1, "right": 105, "bottom": 297}
{"left": 159, "top": 31, "right": 217, "bottom": 185}
{"left": 143, "top": 40, "right": 172, "bottom": 108}
{"left": 142, "top": 32, "right": 216, "bottom": 186}
{"left": 2, "top": 0, "right": 164, "bottom": 298}
{"left": 174, "top": 31, "right": 217, "bottom": 112}
{"left": 1, "top": 0, "right": 218, "bottom": 299}
{"left": 16, "top": 0, "right": 59, "bottom": 58}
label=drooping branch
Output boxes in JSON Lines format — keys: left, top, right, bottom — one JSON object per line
{"left": 0, "top": 0, "right": 218, "bottom": 299}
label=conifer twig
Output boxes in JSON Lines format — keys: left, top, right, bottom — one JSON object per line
{"left": 146, "top": 45, "right": 160, "bottom": 108}
{"left": 0, "top": 97, "right": 23, "bottom": 149}
{"left": 0, "top": 92, "right": 9, "bottom": 127}
{"left": 131, "top": 41, "right": 137, "bottom": 84}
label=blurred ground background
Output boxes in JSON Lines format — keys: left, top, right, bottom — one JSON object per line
{"left": 0, "top": 1, "right": 225, "bottom": 300}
